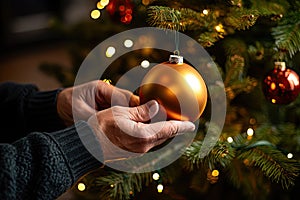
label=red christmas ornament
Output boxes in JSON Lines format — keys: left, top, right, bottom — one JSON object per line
{"left": 106, "top": 0, "right": 134, "bottom": 24}
{"left": 262, "top": 62, "right": 300, "bottom": 104}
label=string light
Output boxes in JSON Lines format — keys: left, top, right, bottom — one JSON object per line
{"left": 124, "top": 39, "right": 133, "bottom": 48}
{"left": 227, "top": 136, "right": 233, "bottom": 143}
{"left": 246, "top": 128, "right": 254, "bottom": 136}
{"left": 141, "top": 60, "right": 150, "bottom": 68}
{"left": 249, "top": 118, "right": 256, "bottom": 125}
{"left": 287, "top": 153, "right": 293, "bottom": 159}
{"left": 215, "top": 24, "right": 224, "bottom": 33}
{"left": 152, "top": 172, "right": 160, "bottom": 181}
{"left": 97, "top": 0, "right": 110, "bottom": 9}
{"left": 211, "top": 169, "right": 219, "bottom": 177}
{"left": 100, "top": 0, "right": 110, "bottom": 7}
{"left": 110, "top": 184, "right": 115, "bottom": 188}
{"left": 203, "top": 9, "right": 209, "bottom": 15}
{"left": 102, "top": 79, "right": 112, "bottom": 84}
{"left": 77, "top": 182, "right": 86, "bottom": 191}
{"left": 271, "top": 99, "right": 276, "bottom": 104}
{"left": 142, "top": 0, "right": 150, "bottom": 6}
{"left": 97, "top": 2, "right": 105, "bottom": 9}
{"left": 106, "top": 46, "right": 116, "bottom": 57}
{"left": 157, "top": 184, "right": 164, "bottom": 193}
{"left": 90, "top": 10, "right": 101, "bottom": 19}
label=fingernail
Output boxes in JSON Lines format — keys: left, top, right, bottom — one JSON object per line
{"left": 184, "top": 121, "right": 196, "bottom": 131}
{"left": 146, "top": 100, "right": 159, "bottom": 118}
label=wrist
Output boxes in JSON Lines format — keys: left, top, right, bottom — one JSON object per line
{"left": 25, "top": 88, "right": 66, "bottom": 132}
{"left": 57, "top": 87, "right": 74, "bottom": 126}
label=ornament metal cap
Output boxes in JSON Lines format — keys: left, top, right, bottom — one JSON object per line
{"left": 169, "top": 55, "right": 183, "bottom": 64}
{"left": 274, "top": 61, "right": 286, "bottom": 71}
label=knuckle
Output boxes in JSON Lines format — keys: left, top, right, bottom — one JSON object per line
{"left": 168, "top": 122, "right": 179, "bottom": 134}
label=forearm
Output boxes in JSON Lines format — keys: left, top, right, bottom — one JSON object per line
{"left": 0, "top": 121, "right": 102, "bottom": 200}
{"left": 0, "top": 82, "right": 65, "bottom": 142}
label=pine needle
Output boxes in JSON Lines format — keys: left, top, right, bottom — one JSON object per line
{"left": 238, "top": 146, "right": 300, "bottom": 189}
{"left": 272, "top": 12, "right": 300, "bottom": 58}
{"left": 94, "top": 172, "right": 152, "bottom": 200}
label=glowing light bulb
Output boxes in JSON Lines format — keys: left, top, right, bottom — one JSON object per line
{"left": 271, "top": 99, "right": 276, "bottom": 104}
{"left": 91, "top": 10, "right": 101, "bottom": 19}
{"left": 106, "top": 46, "right": 116, "bottom": 57}
{"left": 152, "top": 173, "right": 160, "bottom": 180}
{"left": 157, "top": 184, "right": 163, "bottom": 193}
{"left": 249, "top": 118, "right": 256, "bottom": 125}
{"left": 227, "top": 136, "right": 233, "bottom": 143}
{"left": 77, "top": 183, "right": 86, "bottom": 191}
{"left": 102, "top": 79, "right": 112, "bottom": 84}
{"left": 124, "top": 39, "right": 133, "bottom": 48}
{"left": 287, "top": 153, "right": 293, "bottom": 159}
{"left": 203, "top": 9, "right": 209, "bottom": 15}
{"left": 211, "top": 170, "right": 219, "bottom": 177}
{"left": 246, "top": 128, "right": 254, "bottom": 136}
{"left": 215, "top": 24, "right": 224, "bottom": 33}
{"left": 110, "top": 184, "right": 114, "bottom": 187}
{"left": 101, "top": 0, "right": 110, "bottom": 7}
{"left": 141, "top": 60, "right": 150, "bottom": 68}
{"left": 97, "top": 2, "right": 105, "bottom": 9}
{"left": 142, "top": 0, "right": 150, "bottom": 6}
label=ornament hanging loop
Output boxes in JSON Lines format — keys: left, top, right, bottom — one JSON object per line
{"left": 173, "top": 50, "right": 180, "bottom": 56}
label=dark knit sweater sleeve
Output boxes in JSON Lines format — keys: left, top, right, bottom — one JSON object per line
{"left": 0, "top": 82, "right": 65, "bottom": 142}
{"left": 0, "top": 121, "right": 103, "bottom": 200}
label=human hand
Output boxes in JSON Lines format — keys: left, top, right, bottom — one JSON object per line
{"left": 87, "top": 100, "right": 195, "bottom": 162}
{"left": 57, "top": 80, "right": 139, "bottom": 126}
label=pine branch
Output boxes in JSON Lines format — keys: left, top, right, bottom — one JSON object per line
{"left": 224, "top": 54, "right": 258, "bottom": 100}
{"left": 147, "top": 6, "right": 206, "bottom": 31}
{"left": 183, "top": 140, "right": 235, "bottom": 171}
{"left": 272, "top": 12, "right": 300, "bottom": 58}
{"left": 249, "top": 0, "right": 289, "bottom": 16}
{"left": 224, "top": 8, "right": 259, "bottom": 30}
{"left": 238, "top": 146, "right": 300, "bottom": 189}
{"left": 94, "top": 172, "right": 153, "bottom": 200}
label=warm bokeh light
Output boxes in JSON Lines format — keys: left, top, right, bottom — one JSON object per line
{"left": 227, "top": 137, "right": 233, "bottom": 143}
{"left": 152, "top": 172, "right": 160, "bottom": 180}
{"left": 287, "top": 153, "right": 293, "bottom": 159}
{"left": 215, "top": 24, "right": 224, "bottom": 32}
{"left": 90, "top": 10, "right": 101, "bottom": 19}
{"left": 106, "top": 46, "right": 116, "bottom": 57}
{"left": 203, "top": 9, "right": 209, "bottom": 15}
{"left": 101, "top": 0, "right": 110, "bottom": 7}
{"left": 246, "top": 128, "right": 254, "bottom": 136}
{"left": 142, "top": 0, "right": 150, "bottom": 6}
{"left": 141, "top": 60, "right": 150, "bottom": 68}
{"left": 102, "top": 79, "right": 112, "bottom": 84}
{"left": 212, "top": 170, "right": 219, "bottom": 177}
{"left": 157, "top": 184, "right": 164, "bottom": 193}
{"left": 77, "top": 183, "right": 86, "bottom": 191}
{"left": 124, "top": 39, "right": 133, "bottom": 48}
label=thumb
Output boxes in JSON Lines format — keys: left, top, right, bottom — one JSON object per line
{"left": 128, "top": 100, "right": 159, "bottom": 122}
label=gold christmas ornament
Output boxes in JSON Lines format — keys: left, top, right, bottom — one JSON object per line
{"left": 139, "top": 54, "right": 207, "bottom": 122}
